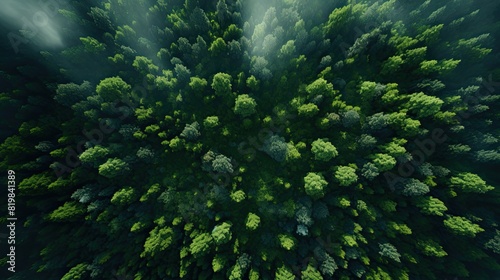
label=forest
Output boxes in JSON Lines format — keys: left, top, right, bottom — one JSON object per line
{"left": 0, "top": 0, "right": 499, "bottom": 279}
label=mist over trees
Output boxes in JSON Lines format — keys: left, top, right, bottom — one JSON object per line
{"left": 0, "top": 0, "right": 499, "bottom": 279}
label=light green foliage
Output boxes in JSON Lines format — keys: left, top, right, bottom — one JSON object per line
{"left": 79, "top": 146, "right": 110, "bottom": 167}
{"left": 48, "top": 201, "right": 86, "bottom": 222}
{"left": 80, "top": 36, "right": 105, "bottom": 53}
{"left": 246, "top": 75, "right": 259, "bottom": 90}
{"left": 203, "top": 116, "right": 219, "bottom": 128}
{"left": 111, "top": 186, "right": 136, "bottom": 206}
{"left": 212, "top": 255, "right": 227, "bottom": 272}
{"left": 278, "top": 234, "right": 296, "bottom": 250}
{"left": 444, "top": 216, "right": 484, "bottom": 237}
{"left": 371, "top": 153, "right": 396, "bottom": 172}
{"left": 230, "top": 190, "right": 246, "bottom": 202}
{"left": 304, "top": 172, "right": 328, "bottom": 199}
{"left": 415, "top": 196, "right": 447, "bottom": 216}
{"left": 450, "top": 172, "right": 494, "bottom": 193}
{"left": 301, "top": 264, "right": 323, "bottom": 280}
{"left": 234, "top": 94, "right": 257, "bottom": 117}
{"left": 168, "top": 136, "right": 185, "bottom": 151}
{"left": 335, "top": 166, "right": 358, "bottom": 186}
{"left": 298, "top": 103, "right": 319, "bottom": 117}
{"left": 404, "top": 92, "right": 444, "bottom": 118}
{"left": 306, "top": 78, "right": 335, "bottom": 98}
{"left": 209, "top": 37, "right": 227, "bottom": 56}
{"left": 286, "top": 142, "right": 301, "bottom": 161}
{"left": 416, "top": 239, "right": 447, "bottom": 257}
{"left": 381, "top": 55, "right": 404, "bottom": 75}
{"left": 61, "top": 263, "right": 88, "bottom": 280}
{"left": 279, "top": 40, "right": 296, "bottom": 58}
{"left": 311, "top": 138, "right": 338, "bottom": 161}
{"left": 417, "top": 24, "right": 444, "bottom": 43}
{"left": 211, "top": 222, "right": 232, "bottom": 245}
{"left": 98, "top": 158, "right": 129, "bottom": 178}
{"left": 190, "top": 233, "right": 213, "bottom": 258}
{"left": 245, "top": 213, "right": 260, "bottom": 230}
{"left": 380, "top": 138, "right": 407, "bottom": 157}
{"left": 132, "top": 56, "right": 159, "bottom": 74}
{"left": 141, "top": 226, "right": 174, "bottom": 257}
{"left": 96, "top": 76, "right": 131, "bottom": 102}
{"left": 212, "top": 72, "right": 232, "bottom": 96}
{"left": 275, "top": 265, "right": 295, "bottom": 280}
{"left": 189, "top": 76, "right": 208, "bottom": 92}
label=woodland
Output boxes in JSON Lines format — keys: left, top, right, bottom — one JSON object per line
{"left": 0, "top": 0, "right": 499, "bottom": 279}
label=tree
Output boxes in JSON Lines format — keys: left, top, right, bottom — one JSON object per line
{"left": 404, "top": 92, "right": 444, "bottom": 118}
{"left": 401, "top": 178, "right": 430, "bottom": 196}
{"left": 212, "top": 72, "right": 232, "bottom": 96}
{"left": 212, "top": 154, "right": 233, "bottom": 173}
{"left": 415, "top": 196, "right": 447, "bottom": 216}
{"left": 96, "top": 77, "right": 131, "bottom": 102}
{"left": 209, "top": 37, "right": 227, "bottom": 56}
{"left": 98, "top": 158, "right": 129, "bottom": 178}
{"left": 180, "top": 122, "right": 201, "bottom": 140}
{"left": 371, "top": 153, "right": 396, "bottom": 172}
{"left": 263, "top": 135, "right": 288, "bottom": 162}
{"left": 190, "top": 233, "right": 213, "bottom": 258}
{"left": 234, "top": 94, "right": 257, "bottom": 117}
{"left": 378, "top": 243, "right": 401, "bottom": 262}
{"left": 304, "top": 172, "right": 328, "bottom": 199}
{"left": 141, "top": 226, "right": 175, "bottom": 257}
{"left": 444, "top": 216, "right": 484, "bottom": 237}
{"left": 111, "top": 186, "right": 137, "bottom": 206}
{"left": 55, "top": 81, "right": 92, "bottom": 107}
{"left": 278, "top": 234, "right": 296, "bottom": 250}
{"left": 275, "top": 265, "right": 295, "bottom": 280}
{"left": 298, "top": 103, "right": 320, "bottom": 117}
{"left": 190, "top": 7, "right": 210, "bottom": 32}
{"left": 246, "top": 213, "right": 260, "bottom": 230}
{"left": 306, "top": 78, "right": 335, "bottom": 98}
{"left": 311, "top": 138, "right": 338, "bottom": 161}
{"left": 79, "top": 145, "right": 110, "bottom": 168}
{"left": 335, "top": 166, "right": 358, "bottom": 186}
{"left": 80, "top": 36, "right": 105, "bottom": 53}
{"left": 450, "top": 172, "right": 494, "bottom": 193}
{"left": 301, "top": 264, "right": 323, "bottom": 280}
{"left": 416, "top": 239, "right": 447, "bottom": 257}
{"left": 48, "top": 201, "right": 86, "bottom": 222}
{"left": 203, "top": 116, "right": 219, "bottom": 128}
{"left": 211, "top": 222, "right": 232, "bottom": 245}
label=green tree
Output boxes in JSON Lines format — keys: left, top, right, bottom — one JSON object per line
{"left": 234, "top": 94, "right": 257, "bottom": 117}
{"left": 246, "top": 213, "right": 260, "bottom": 230}
{"left": 203, "top": 116, "right": 219, "bottom": 128}
{"left": 378, "top": 243, "right": 401, "bottom": 262}
{"left": 275, "top": 265, "right": 295, "bottom": 280}
{"left": 335, "top": 166, "right": 358, "bottom": 186}
{"left": 311, "top": 138, "right": 338, "bottom": 161}
{"left": 212, "top": 72, "right": 232, "bottom": 96}
{"left": 190, "top": 233, "right": 213, "bottom": 258}
{"left": 404, "top": 92, "right": 444, "bottom": 118}
{"left": 304, "top": 172, "right": 328, "bottom": 199}
{"left": 79, "top": 145, "right": 110, "bottom": 167}
{"left": 450, "top": 172, "right": 494, "bottom": 193}
{"left": 211, "top": 222, "right": 232, "bottom": 245}
{"left": 444, "top": 216, "right": 484, "bottom": 237}
{"left": 96, "top": 76, "right": 131, "bottom": 102}
{"left": 298, "top": 103, "right": 319, "bottom": 117}
{"left": 98, "top": 158, "right": 130, "bottom": 178}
